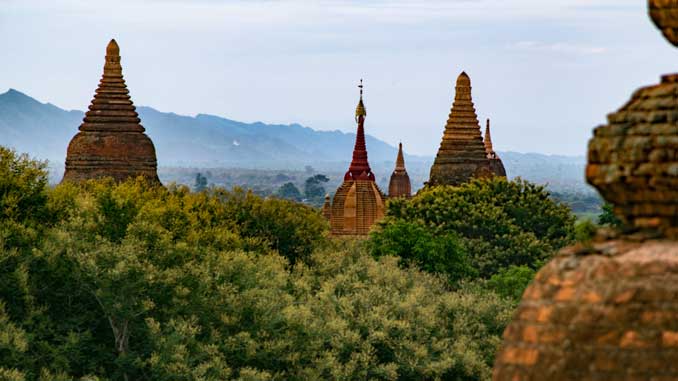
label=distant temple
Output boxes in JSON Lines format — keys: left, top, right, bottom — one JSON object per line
{"left": 428, "top": 72, "right": 506, "bottom": 186}
{"left": 62, "top": 39, "right": 160, "bottom": 184}
{"left": 484, "top": 119, "right": 506, "bottom": 177}
{"left": 388, "top": 143, "right": 411, "bottom": 198}
{"left": 328, "top": 80, "right": 385, "bottom": 236}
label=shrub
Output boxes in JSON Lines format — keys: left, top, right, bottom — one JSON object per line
{"left": 372, "top": 177, "right": 576, "bottom": 278}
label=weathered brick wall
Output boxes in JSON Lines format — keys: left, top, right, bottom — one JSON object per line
{"left": 493, "top": 236, "right": 678, "bottom": 380}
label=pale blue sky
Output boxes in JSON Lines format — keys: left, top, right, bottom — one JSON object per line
{"left": 1, "top": 0, "right": 675, "bottom": 156}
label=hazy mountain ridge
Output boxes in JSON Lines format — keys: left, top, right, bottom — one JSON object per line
{"left": 0, "top": 88, "right": 412, "bottom": 168}
{"left": 0, "top": 88, "right": 591, "bottom": 192}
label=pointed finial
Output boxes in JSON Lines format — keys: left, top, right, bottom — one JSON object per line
{"left": 395, "top": 142, "right": 406, "bottom": 171}
{"left": 485, "top": 118, "right": 496, "bottom": 157}
{"left": 106, "top": 39, "right": 120, "bottom": 57}
{"left": 456, "top": 71, "right": 471, "bottom": 87}
{"left": 355, "top": 79, "right": 367, "bottom": 118}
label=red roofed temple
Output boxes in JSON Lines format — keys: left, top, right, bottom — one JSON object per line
{"left": 328, "top": 80, "right": 385, "bottom": 236}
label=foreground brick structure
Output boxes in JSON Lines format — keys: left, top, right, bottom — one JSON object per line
{"left": 493, "top": 234, "right": 678, "bottom": 380}
{"left": 388, "top": 143, "right": 411, "bottom": 198}
{"left": 493, "top": 3, "right": 678, "bottom": 380}
{"left": 428, "top": 72, "right": 505, "bottom": 186}
{"left": 329, "top": 81, "right": 385, "bottom": 236}
{"left": 62, "top": 39, "right": 160, "bottom": 184}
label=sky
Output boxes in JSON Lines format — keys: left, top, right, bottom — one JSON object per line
{"left": 1, "top": 0, "right": 676, "bottom": 156}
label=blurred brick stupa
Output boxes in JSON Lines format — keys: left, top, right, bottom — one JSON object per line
{"left": 388, "top": 142, "right": 412, "bottom": 198}
{"left": 428, "top": 72, "right": 505, "bottom": 186}
{"left": 62, "top": 39, "right": 160, "bottom": 184}
{"left": 492, "top": 2, "right": 678, "bottom": 379}
{"left": 328, "top": 80, "right": 385, "bottom": 235}
{"left": 484, "top": 119, "right": 506, "bottom": 177}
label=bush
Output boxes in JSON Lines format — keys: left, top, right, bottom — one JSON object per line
{"left": 486, "top": 265, "right": 536, "bottom": 303}
{"left": 368, "top": 219, "right": 476, "bottom": 286}
{"left": 372, "top": 177, "right": 576, "bottom": 278}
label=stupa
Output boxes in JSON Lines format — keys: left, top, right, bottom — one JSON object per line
{"left": 388, "top": 143, "right": 412, "bottom": 198}
{"left": 428, "top": 72, "right": 504, "bottom": 186}
{"left": 62, "top": 39, "right": 160, "bottom": 184}
{"left": 492, "top": 2, "right": 678, "bottom": 380}
{"left": 484, "top": 119, "right": 506, "bottom": 177}
{"left": 328, "top": 80, "right": 385, "bottom": 236}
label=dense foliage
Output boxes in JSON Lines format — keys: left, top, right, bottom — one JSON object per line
{"left": 0, "top": 147, "right": 517, "bottom": 381}
{"left": 598, "top": 203, "right": 623, "bottom": 227}
{"left": 371, "top": 177, "right": 576, "bottom": 279}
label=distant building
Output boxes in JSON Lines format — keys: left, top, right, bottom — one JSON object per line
{"left": 428, "top": 72, "right": 506, "bottom": 186}
{"left": 328, "top": 81, "right": 385, "bottom": 236}
{"left": 388, "top": 142, "right": 411, "bottom": 198}
{"left": 62, "top": 39, "right": 160, "bottom": 184}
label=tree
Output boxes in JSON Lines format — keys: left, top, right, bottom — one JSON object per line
{"left": 373, "top": 177, "right": 576, "bottom": 278}
{"left": 194, "top": 173, "right": 208, "bottom": 192}
{"left": 598, "top": 202, "right": 622, "bottom": 227}
{"left": 486, "top": 265, "right": 536, "bottom": 303}
{"left": 304, "top": 174, "right": 329, "bottom": 200}
{"left": 276, "top": 182, "right": 302, "bottom": 201}
{"left": 0, "top": 151, "right": 517, "bottom": 380}
{"left": 368, "top": 219, "right": 476, "bottom": 286}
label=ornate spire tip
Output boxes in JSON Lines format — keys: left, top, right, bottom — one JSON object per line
{"left": 106, "top": 39, "right": 120, "bottom": 56}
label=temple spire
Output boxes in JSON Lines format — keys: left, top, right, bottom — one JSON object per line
{"left": 485, "top": 118, "right": 495, "bottom": 158}
{"left": 345, "top": 79, "right": 373, "bottom": 181}
{"left": 395, "top": 142, "right": 406, "bottom": 171}
{"left": 389, "top": 142, "right": 412, "bottom": 198}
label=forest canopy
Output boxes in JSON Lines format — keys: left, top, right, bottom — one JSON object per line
{"left": 0, "top": 147, "right": 576, "bottom": 381}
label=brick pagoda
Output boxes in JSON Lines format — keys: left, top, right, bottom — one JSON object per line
{"left": 328, "top": 81, "right": 385, "bottom": 236}
{"left": 62, "top": 39, "right": 160, "bottom": 184}
{"left": 388, "top": 142, "right": 412, "bottom": 198}
{"left": 428, "top": 72, "right": 505, "bottom": 186}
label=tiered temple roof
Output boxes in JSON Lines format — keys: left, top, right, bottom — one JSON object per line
{"left": 329, "top": 81, "right": 385, "bottom": 236}
{"left": 428, "top": 72, "right": 504, "bottom": 186}
{"left": 484, "top": 119, "right": 506, "bottom": 177}
{"left": 492, "top": 3, "right": 678, "bottom": 379}
{"left": 62, "top": 39, "right": 160, "bottom": 184}
{"left": 388, "top": 142, "right": 411, "bottom": 198}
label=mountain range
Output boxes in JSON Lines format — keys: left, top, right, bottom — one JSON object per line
{"left": 0, "top": 88, "right": 591, "bottom": 192}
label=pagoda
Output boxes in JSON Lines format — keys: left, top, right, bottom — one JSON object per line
{"left": 493, "top": 2, "right": 678, "bottom": 379}
{"left": 428, "top": 72, "right": 505, "bottom": 186}
{"left": 62, "top": 39, "right": 160, "bottom": 184}
{"left": 388, "top": 142, "right": 411, "bottom": 198}
{"left": 328, "top": 80, "right": 385, "bottom": 236}
{"left": 484, "top": 119, "right": 506, "bottom": 177}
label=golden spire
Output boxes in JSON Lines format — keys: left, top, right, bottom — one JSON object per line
{"left": 355, "top": 79, "right": 366, "bottom": 120}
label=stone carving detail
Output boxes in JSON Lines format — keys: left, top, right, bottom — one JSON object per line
{"left": 62, "top": 39, "right": 160, "bottom": 184}
{"left": 492, "top": 3, "right": 678, "bottom": 380}
{"left": 388, "top": 142, "right": 412, "bottom": 198}
{"left": 428, "top": 72, "right": 505, "bottom": 186}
